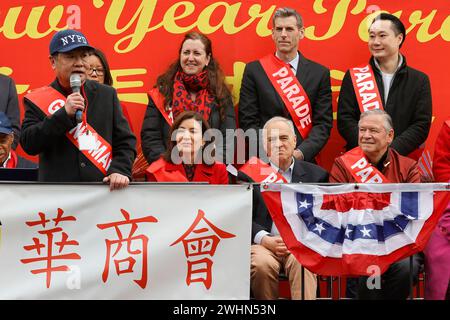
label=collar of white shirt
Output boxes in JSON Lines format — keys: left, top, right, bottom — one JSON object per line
{"left": 269, "top": 158, "right": 295, "bottom": 183}
{"left": 275, "top": 51, "right": 299, "bottom": 74}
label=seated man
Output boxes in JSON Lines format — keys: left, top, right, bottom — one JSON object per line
{"left": 0, "top": 74, "right": 20, "bottom": 149}
{"left": 0, "top": 112, "right": 36, "bottom": 169}
{"left": 330, "top": 109, "right": 423, "bottom": 299}
{"left": 238, "top": 116, "right": 328, "bottom": 299}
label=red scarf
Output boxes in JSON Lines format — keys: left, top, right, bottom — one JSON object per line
{"left": 171, "top": 71, "right": 216, "bottom": 121}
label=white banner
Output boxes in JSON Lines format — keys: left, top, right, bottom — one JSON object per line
{"left": 0, "top": 184, "right": 252, "bottom": 300}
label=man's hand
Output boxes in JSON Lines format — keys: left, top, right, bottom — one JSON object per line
{"left": 65, "top": 92, "right": 85, "bottom": 117}
{"left": 293, "top": 149, "right": 304, "bottom": 160}
{"left": 103, "top": 173, "right": 130, "bottom": 191}
{"left": 261, "top": 235, "right": 289, "bottom": 257}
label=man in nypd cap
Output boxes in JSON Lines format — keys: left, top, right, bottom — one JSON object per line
{"left": 20, "top": 29, "right": 136, "bottom": 190}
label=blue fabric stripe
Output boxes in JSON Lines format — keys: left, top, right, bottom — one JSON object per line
{"left": 293, "top": 191, "right": 419, "bottom": 245}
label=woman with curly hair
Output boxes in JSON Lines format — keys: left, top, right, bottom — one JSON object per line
{"left": 141, "top": 32, "right": 236, "bottom": 165}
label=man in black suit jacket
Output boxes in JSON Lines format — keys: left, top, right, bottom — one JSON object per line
{"left": 239, "top": 117, "right": 328, "bottom": 300}
{"left": 20, "top": 29, "right": 135, "bottom": 190}
{"left": 238, "top": 7, "right": 332, "bottom": 163}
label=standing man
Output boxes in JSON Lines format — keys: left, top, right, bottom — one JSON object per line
{"left": 20, "top": 30, "right": 136, "bottom": 190}
{"left": 239, "top": 7, "right": 332, "bottom": 163}
{"left": 337, "top": 13, "right": 432, "bottom": 159}
{"left": 0, "top": 74, "right": 20, "bottom": 149}
{"left": 239, "top": 117, "right": 329, "bottom": 300}
{"left": 330, "top": 109, "right": 423, "bottom": 299}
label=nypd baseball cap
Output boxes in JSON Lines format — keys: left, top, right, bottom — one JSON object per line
{"left": 0, "top": 112, "right": 13, "bottom": 135}
{"left": 49, "top": 29, "right": 94, "bottom": 55}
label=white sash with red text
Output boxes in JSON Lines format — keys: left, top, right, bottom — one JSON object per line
{"left": 259, "top": 54, "right": 312, "bottom": 139}
{"left": 340, "top": 147, "right": 390, "bottom": 183}
{"left": 25, "top": 86, "right": 112, "bottom": 175}
{"left": 349, "top": 64, "right": 384, "bottom": 113}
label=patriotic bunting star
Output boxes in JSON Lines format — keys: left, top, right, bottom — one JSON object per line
{"left": 298, "top": 199, "right": 310, "bottom": 209}
{"left": 313, "top": 222, "right": 325, "bottom": 235}
{"left": 345, "top": 228, "right": 353, "bottom": 238}
{"left": 360, "top": 226, "right": 372, "bottom": 238}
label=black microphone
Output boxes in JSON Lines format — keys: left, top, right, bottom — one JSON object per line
{"left": 69, "top": 73, "right": 83, "bottom": 123}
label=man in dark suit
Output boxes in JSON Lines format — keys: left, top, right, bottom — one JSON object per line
{"left": 239, "top": 117, "right": 328, "bottom": 300}
{"left": 0, "top": 74, "right": 20, "bottom": 149}
{"left": 20, "top": 29, "right": 135, "bottom": 190}
{"left": 238, "top": 7, "right": 332, "bottom": 163}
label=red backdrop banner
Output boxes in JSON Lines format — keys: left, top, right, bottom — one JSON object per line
{"left": 1, "top": 0, "right": 449, "bottom": 170}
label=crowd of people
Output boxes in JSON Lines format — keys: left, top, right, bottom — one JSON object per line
{"left": 1, "top": 7, "right": 448, "bottom": 300}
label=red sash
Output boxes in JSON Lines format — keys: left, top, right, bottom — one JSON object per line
{"left": 239, "top": 157, "right": 287, "bottom": 184}
{"left": 149, "top": 88, "right": 173, "bottom": 125}
{"left": 259, "top": 54, "right": 312, "bottom": 139}
{"left": 340, "top": 147, "right": 390, "bottom": 183}
{"left": 145, "top": 158, "right": 188, "bottom": 182}
{"left": 350, "top": 64, "right": 424, "bottom": 160}
{"left": 25, "top": 86, "right": 112, "bottom": 175}
{"left": 349, "top": 64, "right": 384, "bottom": 113}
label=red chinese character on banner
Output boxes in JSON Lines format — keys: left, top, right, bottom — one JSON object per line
{"left": 171, "top": 209, "right": 236, "bottom": 289}
{"left": 20, "top": 208, "right": 81, "bottom": 288}
{"left": 97, "top": 209, "right": 158, "bottom": 289}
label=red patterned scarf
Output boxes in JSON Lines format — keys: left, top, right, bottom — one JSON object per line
{"left": 171, "top": 71, "right": 216, "bottom": 121}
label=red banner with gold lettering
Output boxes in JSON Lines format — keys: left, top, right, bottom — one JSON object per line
{"left": 1, "top": 0, "right": 449, "bottom": 172}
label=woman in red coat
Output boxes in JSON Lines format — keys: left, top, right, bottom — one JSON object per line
{"left": 424, "top": 119, "right": 450, "bottom": 300}
{"left": 146, "top": 111, "right": 228, "bottom": 184}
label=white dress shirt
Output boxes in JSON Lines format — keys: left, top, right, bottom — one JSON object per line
{"left": 374, "top": 55, "right": 403, "bottom": 104}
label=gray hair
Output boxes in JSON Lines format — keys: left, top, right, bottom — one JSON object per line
{"left": 359, "top": 109, "right": 394, "bottom": 132}
{"left": 272, "top": 7, "right": 303, "bottom": 29}
{"left": 263, "top": 116, "right": 296, "bottom": 136}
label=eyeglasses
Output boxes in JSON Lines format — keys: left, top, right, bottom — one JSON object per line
{"left": 88, "top": 67, "right": 105, "bottom": 76}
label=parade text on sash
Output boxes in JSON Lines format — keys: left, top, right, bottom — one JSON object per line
{"left": 239, "top": 157, "right": 287, "bottom": 184}
{"left": 259, "top": 55, "right": 312, "bottom": 139}
{"left": 340, "top": 147, "right": 390, "bottom": 183}
{"left": 349, "top": 64, "right": 384, "bottom": 112}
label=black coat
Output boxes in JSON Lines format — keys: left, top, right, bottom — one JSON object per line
{"left": 337, "top": 56, "right": 432, "bottom": 155}
{"left": 238, "top": 159, "right": 329, "bottom": 242}
{"left": 238, "top": 52, "right": 333, "bottom": 162}
{"left": 21, "top": 79, "right": 136, "bottom": 182}
{"left": 0, "top": 74, "right": 20, "bottom": 149}
{"left": 140, "top": 89, "right": 236, "bottom": 165}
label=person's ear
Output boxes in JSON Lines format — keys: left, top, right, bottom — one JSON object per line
{"left": 387, "top": 129, "right": 394, "bottom": 144}
{"left": 49, "top": 55, "right": 57, "bottom": 70}
{"left": 397, "top": 33, "right": 403, "bottom": 47}
{"left": 7, "top": 133, "right": 14, "bottom": 146}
